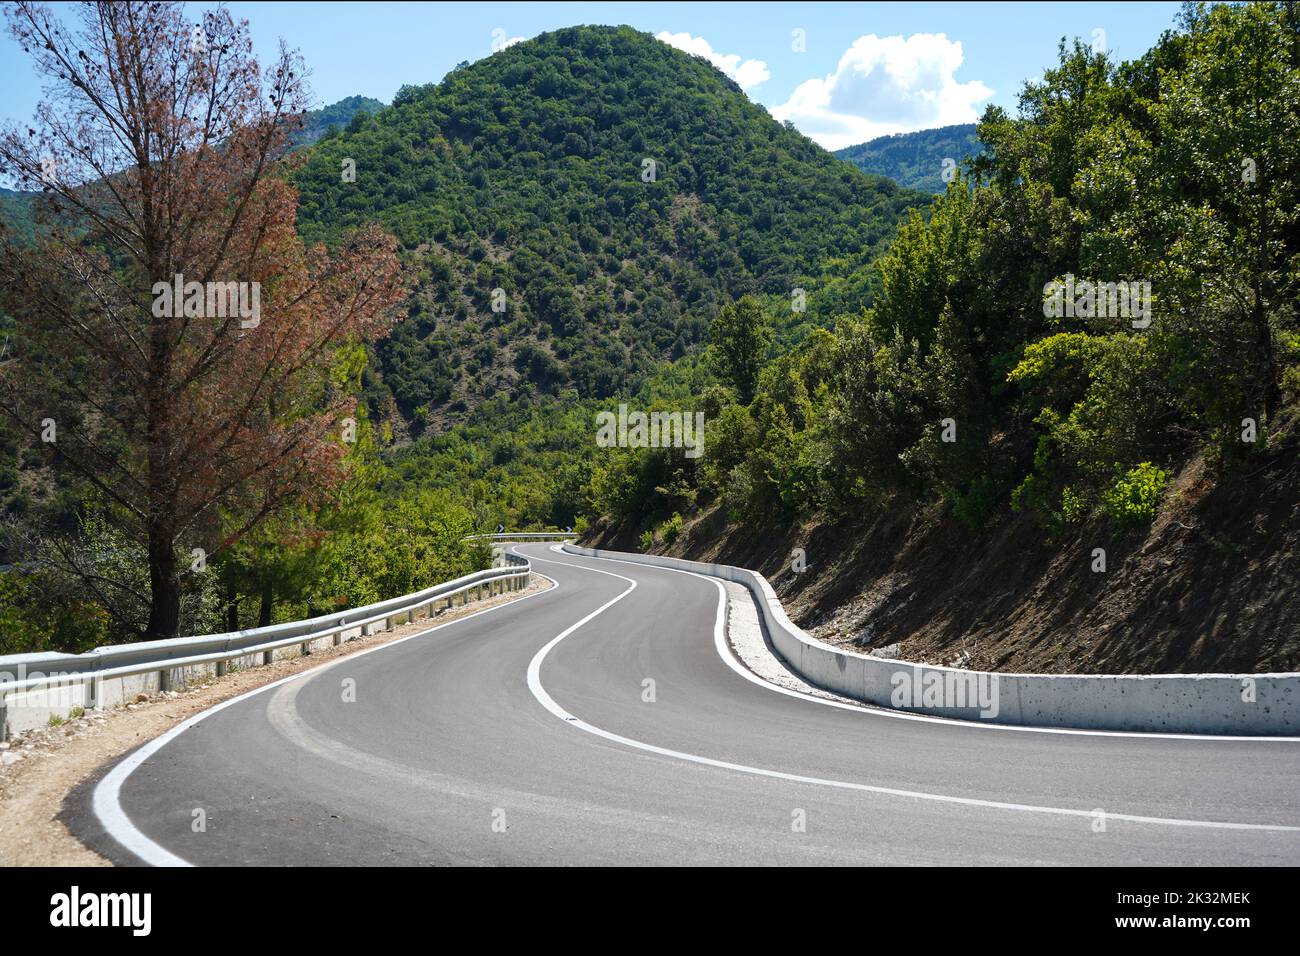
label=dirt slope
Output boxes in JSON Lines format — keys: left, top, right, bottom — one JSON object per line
{"left": 589, "top": 440, "right": 1299, "bottom": 676}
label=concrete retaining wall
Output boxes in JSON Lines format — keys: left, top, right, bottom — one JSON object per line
{"left": 563, "top": 544, "right": 1300, "bottom": 736}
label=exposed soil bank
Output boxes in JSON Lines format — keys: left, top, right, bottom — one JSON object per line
{"left": 589, "top": 443, "right": 1298, "bottom": 676}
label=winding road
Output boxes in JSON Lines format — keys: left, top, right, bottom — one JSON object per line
{"left": 69, "top": 543, "right": 1300, "bottom": 866}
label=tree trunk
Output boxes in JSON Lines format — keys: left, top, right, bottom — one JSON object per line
{"left": 145, "top": 529, "right": 181, "bottom": 639}
{"left": 258, "top": 578, "right": 274, "bottom": 628}
{"left": 225, "top": 578, "right": 240, "bottom": 632}
{"left": 1254, "top": 172, "right": 1280, "bottom": 415}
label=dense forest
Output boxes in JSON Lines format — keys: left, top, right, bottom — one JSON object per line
{"left": 289, "top": 95, "right": 386, "bottom": 147}
{"left": 834, "top": 124, "right": 984, "bottom": 193}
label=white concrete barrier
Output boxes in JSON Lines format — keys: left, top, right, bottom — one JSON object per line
{"left": 562, "top": 544, "right": 1300, "bottom": 736}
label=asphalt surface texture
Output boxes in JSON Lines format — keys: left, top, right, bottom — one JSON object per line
{"left": 68, "top": 543, "right": 1300, "bottom": 865}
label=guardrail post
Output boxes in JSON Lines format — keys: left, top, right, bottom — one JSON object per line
{"left": 262, "top": 650, "right": 273, "bottom": 666}
{"left": 159, "top": 667, "right": 172, "bottom": 693}
{"left": 216, "top": 659, "right": 227, "bottom": 677}
{"left": 300, "top": 640, "right": 312, "bottom": 656}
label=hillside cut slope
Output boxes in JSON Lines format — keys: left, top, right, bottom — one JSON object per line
{"left": 600, "top": 430, "right": 1300, "bottom": 676}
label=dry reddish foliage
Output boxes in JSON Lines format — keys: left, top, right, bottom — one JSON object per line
{"left": 0, "top": 2, "right": 406, "bottom": 637}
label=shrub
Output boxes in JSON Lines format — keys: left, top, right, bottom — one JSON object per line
{"left": 943, "top": 475, "right": 996, "bottom": 530}
{"left": 660, "top": 512, "right": 684, "bottom": 545}
{"left": 1103, "top": 462, "right": 1169, "bottom": 524}
{"left": 1060, "top": 485, "right": 1092, "bottom": 524}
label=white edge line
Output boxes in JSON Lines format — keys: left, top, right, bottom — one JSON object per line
{"left": 92, "top": 570, "right": 560, "bottom": 867}
{"left": 558, "top": 546, "right": 1300, "bottom": 743}
{"left": 526, "top": 546, "right": 1300, "bottom": 833}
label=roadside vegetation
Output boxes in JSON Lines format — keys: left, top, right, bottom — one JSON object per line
{"left": 585, "top": 2, "right": 1299, "bottom": 549}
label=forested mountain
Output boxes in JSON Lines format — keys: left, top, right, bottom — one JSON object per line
{"left": 0, "top": 22, "right": 924, "bottom": 651}
{"left": 0, "top": 95, "right": 388, "bottom": 239}
{"left": 0, "top": 188, "right": 35, "bottom": 243}
{"left": 835, "top": 124, "right": 983, "bottom": 192}
{"left": 292, "top": 26, "right": 925, "bottom": 432}
{"left": 291, "top": 95, "right": 386, "bottom": 146}
{"left": 10, "top": 5, "right": 1292, "bottom": 675}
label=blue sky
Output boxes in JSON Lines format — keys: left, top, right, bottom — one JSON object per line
{"left": 2, "top": 1, "right": 1184, "bottom": 150}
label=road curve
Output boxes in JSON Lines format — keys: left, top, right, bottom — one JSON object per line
{"left": 69, "top": 543, "right": 1300, "bottom": 865}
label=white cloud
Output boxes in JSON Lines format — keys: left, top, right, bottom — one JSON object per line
{"left": 771, "top": 33, "right": 993, "bottom": 150}
{"left": 655, "top": 31, "right": 770, "bottom": 91}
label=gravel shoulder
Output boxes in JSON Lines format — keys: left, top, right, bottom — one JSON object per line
{"left": 0, "top": 575, "right": 552, "bottom": 866}
{"left": 722, "top": 579, "right": 871, "bottom": 706}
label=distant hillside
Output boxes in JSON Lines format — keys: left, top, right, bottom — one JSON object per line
{"left": 0, "top": 188, "right": 37, "bottom": 243}
{"left": 293, "top": 26, "right": 927, "bottom": 433}
{"left": 835, "top": 124, "right": 983, "bottom": 193}
{"left": 291, "top": 95, "right": 386, "bottom": 146}
{"left": 0, "top": 96, "right": 388, "bottom": 242}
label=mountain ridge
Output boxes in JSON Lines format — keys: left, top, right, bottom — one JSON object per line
{"left": 291, "top": 25, "right": 927, "bottom": 433}
{"left": 835, "top": 123, "right": 983, "bottom": 193}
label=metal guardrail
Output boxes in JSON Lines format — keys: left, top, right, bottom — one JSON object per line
{"left": 0, "top": 553, "right": 532, "bottom": 710}
{"left": 465, "top": 532, "right": 577, "bottom": 541}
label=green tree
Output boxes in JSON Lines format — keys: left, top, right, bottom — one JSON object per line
{"left": 707, "top": 296, "right": 773, "bottom": 405}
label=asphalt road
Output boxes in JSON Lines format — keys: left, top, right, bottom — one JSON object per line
{"left": 70, "top": 543, "right": 1300, "bottom": 865}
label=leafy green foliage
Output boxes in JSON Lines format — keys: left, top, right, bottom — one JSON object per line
{"left": 659, "top": 512, "right": 684, "bottom": 545}
{"left": 589, "top": 2, "right": 1299, "bottom": 542}
{"left": 291, "top": 95, "right": 386, "bottom": 147}
{"left": 835, "top": 124, "right": 983, "bottom": 193}
{"left": 706, "top": 295, "right": 772, "bottom": 404}
{"left": 1103, "top": 462, "right": 1170, "bottom": 524}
